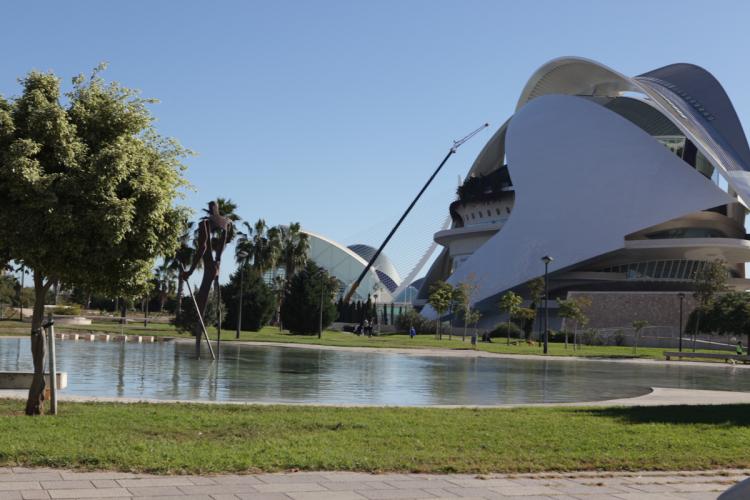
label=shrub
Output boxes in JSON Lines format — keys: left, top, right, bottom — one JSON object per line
{"left": 395, "top": 309, "right": 436, "bottom": 335}
{"left": 173, "top": 285, "right": 226, "bottom": 335}
{"left": 52, "top": 305, "right": 82, "bottom": 316}
{"left": 547, "top": 330, "right": 571, "bottom": 343}
{"left": 580, "top": 328, "right": 603, "bottom": 345}
{"left": 613, "top": 329, "right": 627, "bottom": 346}
{"left": 488, "top": 322, "right": 523, "bottom": 339}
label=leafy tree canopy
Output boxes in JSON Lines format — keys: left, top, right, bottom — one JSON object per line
{"left": 280, "top": 261, "right": 338, "bottom": 334}
{"left": 0, "top": 66, "right": 190, "bottom": 306}
{"left": 687, "top": 292, "right": 750, "bottom": 344}
{"left": 222, "top": 264, "right": 277, "bottom": 332}
{"left": 427, "top": 281, "right": 453, "bottom": 315}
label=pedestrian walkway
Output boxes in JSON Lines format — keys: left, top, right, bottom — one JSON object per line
{"left": 0, "top": 467, "right": 745, "bottom": 499}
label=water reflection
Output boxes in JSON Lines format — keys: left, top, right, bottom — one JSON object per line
{"left": 1, "top": 338, "right": 749, "bottom": 405}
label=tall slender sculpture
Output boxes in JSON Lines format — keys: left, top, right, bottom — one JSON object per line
{"left": 181, "top": 201, "right": 233, "bottom": 358}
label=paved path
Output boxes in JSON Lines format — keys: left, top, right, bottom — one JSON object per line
{"left": 4, "top": 387, "right": 750, "bottom": 408}
{"left": 0, "top": 467, "right": 745, "bottom": 499}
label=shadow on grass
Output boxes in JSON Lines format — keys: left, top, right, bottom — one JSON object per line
{"left": 578, "top": 404, "right": 750, "bottom": 425}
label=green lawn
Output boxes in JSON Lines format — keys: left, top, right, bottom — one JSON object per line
{"left": 0, "top": 399, "right": 748, "bottom": 474}
{"left": 0, "top": 320, "right": 722, "bottom": 361}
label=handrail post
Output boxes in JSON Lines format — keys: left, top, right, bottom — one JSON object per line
{"left": 45, "top": 313, "right": 58, "bottom": 415}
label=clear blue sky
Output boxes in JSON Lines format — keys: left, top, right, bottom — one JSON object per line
{"left": 2, "top": 0, "right": 749, "bottom": 280}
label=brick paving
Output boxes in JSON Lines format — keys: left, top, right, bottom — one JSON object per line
{"left": 0, "top": 468, "right": 746, "bottom": 500}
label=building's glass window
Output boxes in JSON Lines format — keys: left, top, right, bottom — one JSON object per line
{"left": 598, "top": 259, "right": 725, "bottom": 281}
{"left": 695, "top": 151, "right": 714, "bottom": 178}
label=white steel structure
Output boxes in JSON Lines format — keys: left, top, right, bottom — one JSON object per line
{"left": 421, "top": 57, "right": 750, "bottom": 316}
{"left": 303, "top": 230, "right": 400, "bottom": 302}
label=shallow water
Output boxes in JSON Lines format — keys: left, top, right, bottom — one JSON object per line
{"left": 1, "top": 338, "right": 748, "bottom": 405}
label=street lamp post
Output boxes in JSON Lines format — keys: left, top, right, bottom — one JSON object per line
{"left": 236, "top": 251, "right": 248, "bottom": 340}
{"left": 318, "top": 270, "right": 325, "bottom": 339}
{"left": 677, "top": 292, "right": 685, "bottom": 352}
{"left": 541, "top": 255, "right": 553, "bottom": 355}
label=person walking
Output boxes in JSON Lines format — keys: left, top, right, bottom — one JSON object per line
{"left": 409, "top": 325, "right": 416, "bottom": 339}
{"left": 737, "top": 340, "right": 744, "bottom": 356}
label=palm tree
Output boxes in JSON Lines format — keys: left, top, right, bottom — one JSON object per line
{"left": 154, "top": 261, "right": 177, "bottom": 312}
{"left": 212, "top": 197, "right": 240, "bottom": 244}
{"left": 167, "top": 220, "right": 198, "bottom": 320}
{"left": 280, "top": 222, "right": 309, "bottom": 280}
{"left": 235, "top": 221, "right": 255, "bottom": 265}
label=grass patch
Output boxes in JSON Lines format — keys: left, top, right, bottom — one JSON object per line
{"left": 0, "top": 399, "right": 748, "bottom": 474}
{"left": 0, "top": 320, "right": 722, "bottom": 361}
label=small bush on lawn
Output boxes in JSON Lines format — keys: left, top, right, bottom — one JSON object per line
{"left": 489, "top": 322, "right": 524, "bottom": 339}
{"left": 395, "top": 309, "right": 436, "bottom": 335}
{"left": 52, "top": 305, "right": 82, "bottom": 316}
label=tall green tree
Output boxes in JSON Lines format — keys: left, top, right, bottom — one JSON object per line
{"left": 524, "top": 277, "right": 545, "bottom": 342}
{"left": 456, "top": 275, "right": 479, "bottom": 341}
{"left": 280, "top": 223, "right": 309, "bottom": 280}
{"left": 167, "top": 219, "right": 197, "bottom": 320}
{"left": 0, "top": 67, "right": 189, "bottom": 414}
{"left": 427, "top": 281, "right": 453, "bottom": 339}
{"left": 279, "top": 261, "right": 338, "bottom": 334}
{"left": 448, "top": 284, "right": 466, "bottom": 340}
{"left": 464, "top": 307, "right": 482, "bottom": 344}
{"left": 687, "top": 291, "right": 750, "bottom": 347}
{"left": 153, "top": 261, "right": 176, "bottom": 312}
{"left": 557, "top": 296, "right": 590, "bottom": 350}
{"left": 236, "top": 219, "right": 282, "bottom": 276}
{"left": 498, "top": 291, "right": 523, "bottom": 345}
{"left": 692, "top": 259, "right": 728, "bottom": 351}
{"left": 222, "top": 264, "right": 277, "bottom": 332}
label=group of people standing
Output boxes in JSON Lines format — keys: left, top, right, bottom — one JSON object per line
{"left": 355, "top": 318, "right": 377, "bottom": 336}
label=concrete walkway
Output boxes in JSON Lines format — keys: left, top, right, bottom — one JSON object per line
{"left": 0, "top": 467, "right": 745, "bottom": 499}
{"left": 4, "top": 387, "right": 750, "bottom": 408}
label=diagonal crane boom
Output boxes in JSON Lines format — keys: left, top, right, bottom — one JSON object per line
{"left": 343, "top": 123, "right": 489, "bottom": 304}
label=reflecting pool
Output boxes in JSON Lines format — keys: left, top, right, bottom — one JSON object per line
{"left": 1, "top": 338, "right": 749, "bottom": 405}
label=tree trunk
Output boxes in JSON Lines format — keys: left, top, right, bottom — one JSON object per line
{"left": 693, "top": 310, "right": 702, "bottom": 353}
{"left": 507, "top": 318, "right": 511, "bottom": 345}
{"left": 25, "top": 274, "right": 51, "bottom": 416}
{"left": 176, "top": 277, "right": 184, "bottom": 321}
{"left": 120, "top": 299, "right": 127, "bottom": 323}
{"left": 525, "top": 302, "right": 538, "bottom": 343}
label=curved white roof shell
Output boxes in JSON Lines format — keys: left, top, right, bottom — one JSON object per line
{"left": 302, "top": 230, "right": 393, "bottom": 302}
{"left": 517, "top": 57, "right": 750, "bottom": 204}
{"left": 347, "top": 244, "right": 402, "bottom": 292}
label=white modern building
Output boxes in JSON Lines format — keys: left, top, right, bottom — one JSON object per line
{"left": 421, "top": 57, "right": 750, "bottom": 321}
{"left": 303, "top": 230, "right": 401, "bottom": 303}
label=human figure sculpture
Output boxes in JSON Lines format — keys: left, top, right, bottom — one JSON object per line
{"left": 181, "top": 201, "right": 233, "bottom": 358}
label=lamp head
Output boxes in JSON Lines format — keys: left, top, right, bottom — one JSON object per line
{"left": 541, "top": 255, "right": 553, "bottom": 264}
